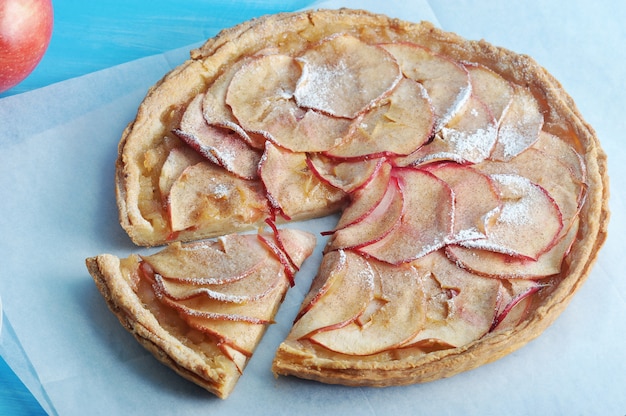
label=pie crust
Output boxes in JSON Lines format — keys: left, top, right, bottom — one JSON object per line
{"left": 96, "top": 8, "right": 608, "bottom": 394}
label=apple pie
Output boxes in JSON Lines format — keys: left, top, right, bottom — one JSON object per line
{"left": 86, "top": 228, "right": 316, "bottom": 398}
{"left": 95, "top": 8, "right": 608, "bottom": 395}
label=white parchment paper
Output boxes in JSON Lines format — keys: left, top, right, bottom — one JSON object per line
{"left": 1, "top": 1, "right": 625, "bottom": 415}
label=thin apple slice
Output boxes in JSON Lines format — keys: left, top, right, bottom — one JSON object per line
{"left": 273, "top": 228, "right": 317, "bottom": 270}
{"left": 151, "top": 260, "right": 281, "bottom": 303}
{"left": 154, "top": 276, "right": 286, "bottom": 362}
{"left": 258, "top": 141, "right": 346, "bottom": 220}
{"left": 141, "top": 235, "right": 268, "bottom": 285}
{"left": 400, "top": 94, "right": 497, "bottom": 166}
{"left": 465, "top": 62, "right": 513, "bottom": 123}
{"left": 438, "top": 94, "right": 498, "bottom": 163}
{"left": 156, "top": 262, "right": 285, "bottom": 323}
{"left": 424, "top": 162, "right": 501, "bottom": 243}
{"left": 175, "top": 93, "right": 261, "bottom": 180}
{"left": 293, "top": 249, "right": 347, "bottom": 323}
{"left": 531, "top": 131, "right": 586, "bottom": 184}
{"left": 308, "top": 258, "right": 425, "bottom": 356}
{"left": 460, "top": 174, "right": 563, "bottom": 260}
{"left": 392, "top": 134, "right": 467, "bottom": 168}
{"left": 489, "top": 85, "right": 543, "bottom": 161}
{"left": 446, "top": 216, "right": 579, "bottom": 279}
{"left": 167, "top": 162, "right": 268, "bottom": 233}
{"left": 226, "top": 54, "right": 351, "bottom": 152}
{"left": 381, "top": 42, "right": 471, "bottom": 130}
{"left": 307, "top": 153, "right": 383, "bottom": 193}
{"left": 259, "top": 221, "right": 317, "bottom": 279}
{"left": 294, "top": 34, "right": 401, "bottom": 119}
{"left": 476, "top": 147, "right": 582, "bottom": 239}
{"left": 158, "top": 146, "right": 203, "bottom": 204}
{"left": 324, "top": 78, "right": 434, "bottom": 159}
{"left": 327, "top": 175, "right": 403, "bottom": 250}
{"left": 257, "top": 232, "right": 298, "bottom": 286}
{"left": 357, "top": 167, "right": 454, "bottom": 265}
{"left": 289, "top": 250, "right": 375, "bottom": 340}
{"left": 202, "top": 56, "right": 264, "bottom": 149}
{"left": 490, "top": 279, "right": 541, "bottom": 332}
{"left": 332, "top": 161, "right": 392, "bottom": 232}
{"left": 185, "top": 318, "right": 261, "bottom": 362}
{"left": 401, "top": 251, "right": 500, "bottom": 349}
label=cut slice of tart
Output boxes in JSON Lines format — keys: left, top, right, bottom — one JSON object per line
{"left": 104, "top": 8, "right": 608, "bottom": 394}
{"left": 85, "top": 229, "right": 316, "bottom": 399}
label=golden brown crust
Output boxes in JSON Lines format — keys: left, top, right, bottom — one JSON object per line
{"left": 110, "top": 8, "right": 609, "bottom": 389}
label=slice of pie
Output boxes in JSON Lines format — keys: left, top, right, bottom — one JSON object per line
{"left": 85, "top": 229, "right": 316, "bottom": 398}
{"left": 95, "top": 8, "right": 608, "bottom": 394}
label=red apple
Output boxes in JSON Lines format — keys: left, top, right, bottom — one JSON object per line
{"left": 0, "top": 0, "right": 53, "bottom": 93}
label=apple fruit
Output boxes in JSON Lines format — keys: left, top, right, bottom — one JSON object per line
{"left": 0, "top": 0, "right": 53, "bottom": 93}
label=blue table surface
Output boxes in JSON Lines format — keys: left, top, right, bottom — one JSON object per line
{"left": 0, "top": 2, "right": 312, "bottom": 413}
{"left": 0, "top": 0, "right": 312, "bottom": 99}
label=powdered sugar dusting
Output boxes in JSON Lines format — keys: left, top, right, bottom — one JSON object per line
{"left": 441, "top": 124, "right": 497, "bottom": 163}
{"left": 491, "top": 174, "right": 534, "bottom": 226}
{"left": 295, "top": 58, "right": 352, "bottom": 115}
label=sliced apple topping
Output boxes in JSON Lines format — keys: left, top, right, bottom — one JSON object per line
{"left": 381, "top": 42, "right": 471, "bottom": 130}
{"left": 289, "top": 250, "right": 376, "bottom": 341}
{"left": 141, "top": 235, "right": 269, "bottom": 285}
{"left": 151, "top": 259, "right": 282, "bottom": 303}
{"left": 356, "top": 167, "right": 454, "bottom": 265}
{"left": 401, "top": 94, "right": 497, "bottom": 166}
{"left": 476, "top": 147, "right": 582, "bottom": 238}
{"left": 175, "top": 93, "right": 261, "bottom": 180}
{"left": 158, "top": 146, "right": 203, "bottom": 204}
{"left": 446, "top": 216, "right": 579, "bottom": 279}
{"left": 273, "top": 227, "right": 317, "bottom": 271}
{"left": 324, "top": 78, "right": 434, "bottom": 159}
{"left": 490, "top": 85, "right": 544, "bottom": 161}
{"left": 294, "top": 34, "right": 401, "bottom": 119}
{"left": 138, "top": 230, "right": 316, "bottom": 366}
{"left": 490, "top": 279, "right": 541, "bottom": 332}
{"left": 327, "top": 175, "right": 403, "bottom": 251}
{"left": 460, "top": 174, "right": 562, "bottom": 260}
{"left": 437, "top": 94, "right": 498, "bottom": 163}
{"left": 202, "top": 57, "right": 264, "bottom": 149}
{"left": 226, "top": 54, "right": 351, "bottom": 152}
{"left": 258, "top": 141, "right": 346, "bottom": 219}
{"left": 308, "top": 257, "right": 426, "bottom": 356}
{"left": 307, "top": 153, "right": 384, "bottom": 193}
{"left": 153, "top": 266, "right": 285, "bottom": 322}
{"left": 424, "top": 162, "right": 501, "bottom": 244}
{"left": 464, "top": 62, "right": 513, "bottom": 123}
{"left": 167, "top": 162, "right": 268, "bottom": 233}
{"left": 153, "top": 25, "right": 588, "bottom": 361}
{"left": 401, "top": 251, "right": 500, "bottom": 349}
{"left": 531, "top": 131, "right": 586, "bottom": 184}
{"left": 331, "top": 161, "right": 392, "bottom": 232}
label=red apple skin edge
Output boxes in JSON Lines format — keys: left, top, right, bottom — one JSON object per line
{"left": 0, "top": 0, "right": 53, "bottom": 93}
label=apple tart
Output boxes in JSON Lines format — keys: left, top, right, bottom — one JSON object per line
{"left": 86, "top": 229, "right": 316, "bottom": 398}
{"left": 97, "top": 8, "right": 608, "bottom": 394}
